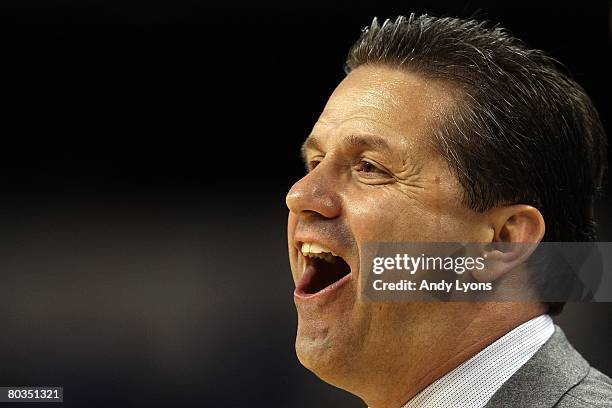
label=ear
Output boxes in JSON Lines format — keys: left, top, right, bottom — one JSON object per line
{"left": 472, "top": 205, "right": 545, "bottom": 283}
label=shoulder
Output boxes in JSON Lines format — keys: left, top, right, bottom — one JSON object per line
{"left": 485, "top": 325, "right": 612, "bottom": 408}
{"left": 556, "top": 367, "right": 612, "bottom": 407}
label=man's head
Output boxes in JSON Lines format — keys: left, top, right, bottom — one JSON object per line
{"left": 285, "top": 14, "right": 606, "bottom": 406}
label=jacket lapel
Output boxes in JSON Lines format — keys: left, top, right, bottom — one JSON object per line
{"left": 484, "top": 326, "right": 589, "bottom": 408}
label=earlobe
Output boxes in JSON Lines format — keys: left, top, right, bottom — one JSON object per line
{"left": 472, "top": 205, "right": 545, "bottom": 283}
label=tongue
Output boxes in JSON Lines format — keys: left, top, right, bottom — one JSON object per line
{"left": 304, "top": 257, "right": 351, "bottom": 294}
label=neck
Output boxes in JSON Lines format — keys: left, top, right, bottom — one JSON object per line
{"left": 360, "top": 303, "right": 546, "bottom": 408}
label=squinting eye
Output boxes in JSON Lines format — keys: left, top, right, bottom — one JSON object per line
{"left": 355, "top": 160, "right": 388, "bottom": 176}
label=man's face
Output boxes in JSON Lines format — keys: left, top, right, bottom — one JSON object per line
{"left": 285, "top": 66, "right": 491, "bottom": 387}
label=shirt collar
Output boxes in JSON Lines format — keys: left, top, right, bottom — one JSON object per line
{"left": 402, "top": 314, "right": 554, "bottom": 408}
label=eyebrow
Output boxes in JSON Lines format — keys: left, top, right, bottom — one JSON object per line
{"left": 300, "top": 133, "right": 394, "bottom": 164}
{"left": 300, "top": 135, "right": 320, "bottom": 164}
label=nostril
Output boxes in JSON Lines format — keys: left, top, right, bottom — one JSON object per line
{"left": 301, "top": 209, "right": 335, "bottom": 222}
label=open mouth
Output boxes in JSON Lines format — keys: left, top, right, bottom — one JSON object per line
{"left": 296, "top": 242, "right": 351, "bottom": 296}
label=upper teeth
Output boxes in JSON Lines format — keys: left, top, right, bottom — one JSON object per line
{"left": 301, "top": 242, "right": 338, "bottom": 262}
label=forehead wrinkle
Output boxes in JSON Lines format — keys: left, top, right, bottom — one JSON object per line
{"left": 304, "top": 114, "right": 417, "bottom": 165}
{"left": 323, "top": 89, "right": 402, "bottom": 127}
{"left": 336, "top": 66, "right": 458, "bottom": 127}
{"left": 314, "top": 113, "right": 408, "bottom": 142}
{"left": 306, "top": 67, "right": 458, "bottom": 167}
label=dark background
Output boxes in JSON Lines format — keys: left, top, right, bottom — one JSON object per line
{"left": 0, "top": 1, "right": 611, "bottom": 407}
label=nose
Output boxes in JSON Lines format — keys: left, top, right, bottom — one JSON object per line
{"left": 286, "top": 163, "right": 342, "bottom": 219}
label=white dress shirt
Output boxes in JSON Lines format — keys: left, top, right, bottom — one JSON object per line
{"left": 402, "top": 314, "right": 555, "bottom": 408}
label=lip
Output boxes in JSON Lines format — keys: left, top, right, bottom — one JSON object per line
{"left": 294, "top": 266, "right": 352, "bottom": 300}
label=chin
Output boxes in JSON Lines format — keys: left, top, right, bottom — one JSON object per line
{"left": 296, "top": 339, "right": 344, "bottom": 386}
{"left": 295, "top": 320, "right": 358, "bottom": 388}
{"left": 295, "top": 320, "right": 331, "bottom": 367}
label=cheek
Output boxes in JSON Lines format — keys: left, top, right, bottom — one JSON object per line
{"left": 350, "top": 199, "right": 427, "bottom": 243}
{"left": 287, "top": 211, "right": 297, "bottom": 241}
{"left": 346, "top": 189, "right": 478, "bottom": 243}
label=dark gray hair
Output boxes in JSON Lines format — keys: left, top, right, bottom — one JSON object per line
{"left": 345, "top": 14, "right": 608, "bottom": 314}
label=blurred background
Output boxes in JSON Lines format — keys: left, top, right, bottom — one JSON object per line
{"left": 0, "top": 1, "right": 610, "bottom": 407}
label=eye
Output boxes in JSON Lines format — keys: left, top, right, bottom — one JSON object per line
{"left": 306, "top": 159, "right": 321, "bottom": 172}
{"left": 354, "top": 160, "right": 390, "bottom": 178}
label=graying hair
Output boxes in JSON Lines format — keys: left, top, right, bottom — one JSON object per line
{"left": 345, "top": 14, "right": 606, "bottom": 242}
{"left": 345, "top": 14, "right": 608, "bottom": 315}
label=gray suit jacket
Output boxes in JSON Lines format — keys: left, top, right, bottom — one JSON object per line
{"left": 485, "top": 326, "right": 612, "bottom": 407}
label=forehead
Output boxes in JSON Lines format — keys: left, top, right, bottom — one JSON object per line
{"left": 310, "top": 65, "right": 456, "bottom": 150}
